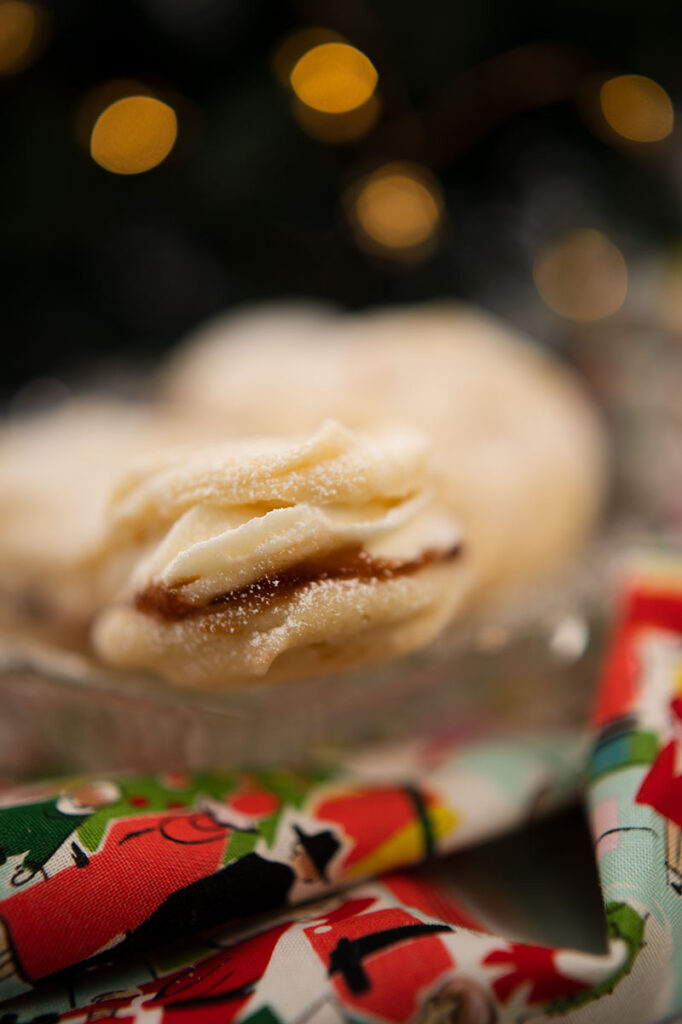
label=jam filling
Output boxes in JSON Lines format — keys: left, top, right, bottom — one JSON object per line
{"left": 134, "top": 542, "right": 462, "bottom": 623}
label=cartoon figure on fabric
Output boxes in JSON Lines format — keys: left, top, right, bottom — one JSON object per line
{"left": 0, "top": 805, "right": 337, "bottom": 987}
{"left": 636, "top": 694, "right": 682, "bottom": 895}
{"left": 0, "top": 781, "right": 120, "bottom": 885}
{"left": 104, "top": 821, "right": 342, "bottom": 963}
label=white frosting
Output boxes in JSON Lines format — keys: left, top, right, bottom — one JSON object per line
{"left": 108, "top": 420, "right": 460, "bottom": 605}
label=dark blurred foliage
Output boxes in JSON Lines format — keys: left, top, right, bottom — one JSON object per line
{"left": 2, "top": 0, "right": 682, "bottom": 394}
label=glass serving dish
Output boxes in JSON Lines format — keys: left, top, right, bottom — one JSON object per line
{"left": 0, "top": 541, "right": 619, "bottom": 777}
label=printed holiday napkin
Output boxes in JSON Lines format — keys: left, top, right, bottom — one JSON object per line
{"left": 0, "top": 562, "right": 681, "bottom": 1024}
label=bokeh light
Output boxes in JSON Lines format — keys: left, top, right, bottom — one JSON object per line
{"left": 0, "top": 0, "right": 48, "bottom": 75}
{"left": 348, "top": 162, "right": 444, "bottom": 261}
{"left": 291, "top": 92, "right": 381, "bottom": 143}
{"left": 272, "top": 27, "right": 345, "bottom": 87}
{"left": 600, "top": 74, "right": 673, "bottom": 143}
{"left": 290, "top": 42, "right": 377, "bottom": 114}
{"left": 533, "top": 229, "right": 628, "bottom": 321}
{"left": 76, "top": 79, "right": 152, "bottom": 150}
{"left": 90, "top": 95, "right": 178, "bottom": 175}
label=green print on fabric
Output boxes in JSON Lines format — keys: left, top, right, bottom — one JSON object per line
{"left": 223, "top": 828, "right": 258, "bottom": 862}
{"left": 77, "top": 774, "right": 238, "bottom": 852}
{"left": 0, "top": 801, "right": 90, "bottom": 874}
{"left": 544, "top": 902, "right": 646, "bottom": 1014}
{"left": 74, "top": 767, "right": 335, "bottom": 857}
{"left": 0, "top": 782, "right": 121, "bottom": 876}
{"left": 218, "top": 767, "right": 335, "bottom": 864}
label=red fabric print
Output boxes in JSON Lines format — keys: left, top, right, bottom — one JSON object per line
{"left": 636, "top": 720, "right": 682, "bottom": 828}
{"left": 305, "top": 902, "right": 454, "bottom": 1022}
{"left": 315, "top": 786, "right": 436, "bottom": 869}
{"left": 636, "top": 696, "right": 682, "bottom": 826}
{"left": 592, "top": 587, "right": 682, "bottom": 728}
{"left": 483, "top": 943, "right": 589, "bottom": 1004}
{"left": 0, "top": 809, "right": 232, "bottom": 981}
{"left": 228, "top": 788, "right": 279, "bottom": 819}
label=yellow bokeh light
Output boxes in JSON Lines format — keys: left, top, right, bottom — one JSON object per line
{"left": 349, "top": 163, "right": 444, "bottom": 260}
{"left": 90, "top": 96, "right": 178, "bottom": 175}
{"left": 272, "top": 27, "right": 345, "bottom": 87}
{"left": 533, "top": 229, "right": 628, "bottom": 322}
{"left": 0, "top": 0, "right": 47, "bottom": 75}
{"left": 292, "top": 92, "right": 381, "bottom": 143}
{"left": 290, "top": 42, "right": 377, "bottom": 114}
{"left": 600, "top": 74, "right": 673, "bottom": 143}
{"left": 76, "top": 79, "right": 152, "bottom": 150}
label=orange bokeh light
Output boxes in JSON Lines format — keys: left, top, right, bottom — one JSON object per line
{"left": 600, "top": 74, "right": 673, "bottom": 143}
{"left": 0, "top": 1, "right": 48, "bottom": 75}
{"left": 348, "top": 163, "right": 444, "bottom": 261}
{"left": 534, "top": 229, "right": 628, "bottom": 321}
{"left": 90, "top": 95, "right": 178, "bottom": 175}
{"left": 291, "top": 42, "right": 378, "bottom": 114}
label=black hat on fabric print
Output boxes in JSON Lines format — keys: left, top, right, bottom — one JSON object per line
{"left": 293, "top": 825, "right": 341, "bottom": 882}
